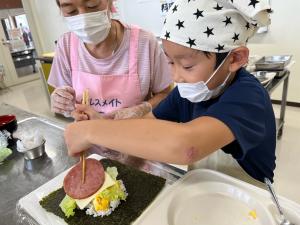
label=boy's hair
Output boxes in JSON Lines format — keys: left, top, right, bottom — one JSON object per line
{"left": 203, "top": 52, "right": 229, "bottom": 69}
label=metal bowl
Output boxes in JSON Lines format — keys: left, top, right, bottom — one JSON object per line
{"left": 23, "top": 139, "right": 46, "bottom": 160}
{"left": 252, "top": 71, "right": 276, "bottom": 85}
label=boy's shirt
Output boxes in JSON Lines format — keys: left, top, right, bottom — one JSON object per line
{"left": 153, "top": 68, "right": 276, "bottom": 182}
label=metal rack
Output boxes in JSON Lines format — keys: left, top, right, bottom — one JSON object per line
{"left": 10, "top": 47, "right": 37, "bottom": 73}
{"left": 264, "top": 70, "right": 290, "bottom": 139}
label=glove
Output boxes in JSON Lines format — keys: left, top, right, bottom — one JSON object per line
{"left": 72, "top": 104, "right": 103, "bottom": 121}
{"left": 108, "top": 102, "right": 152, "bottom": 120}
{"left": 50, "top": 86, "right": 76, "bottom": 117}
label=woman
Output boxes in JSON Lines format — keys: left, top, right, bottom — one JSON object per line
{"left": 64, "top": 0, "right": 276, "bottom": 187}
{"left": 49, "top": 0, "right": 172, "bottom": 119}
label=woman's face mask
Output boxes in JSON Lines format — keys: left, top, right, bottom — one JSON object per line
{"left": 65, "top": 9, "right": 111, "bottom": 44}
{"left": 177, "top": 51, "right": 232, "bottom": 103}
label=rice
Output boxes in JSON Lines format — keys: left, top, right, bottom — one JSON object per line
{"left": 85, "top": 180, "right": 128, "bottom": 217}
{"left": 0, "top": 130, "right": 10, "bottom": 148}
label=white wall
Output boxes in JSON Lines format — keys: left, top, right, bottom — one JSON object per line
{"left": 25, "top": 0, "right": 300, "bottom": 103}
{"left": 117, "top": 0, "right": 164, "bottom": 37}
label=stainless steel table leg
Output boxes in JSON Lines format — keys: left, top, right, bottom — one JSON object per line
{"left": 278, "top": 72, "right": 290, "bottom": 139}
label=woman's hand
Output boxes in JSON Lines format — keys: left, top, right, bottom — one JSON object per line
{"left": 50, "top": 86, "right": 76, "bottom": 117}
{"left": 107, "top": 102, "right": 152, "bottom": 120}
{"left": 72, "top": 104, "right": 103, "bottom": 121}
{"left": 64, "top": 121, "right": 92, "bottom": 156}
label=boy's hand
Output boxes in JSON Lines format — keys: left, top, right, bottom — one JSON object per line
{"left": 64, "top": 122, "right": 92, "bottom": 157}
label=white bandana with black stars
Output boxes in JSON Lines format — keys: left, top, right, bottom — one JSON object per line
{"left": 161, "top": 0, "right": 271, "bottom": 53}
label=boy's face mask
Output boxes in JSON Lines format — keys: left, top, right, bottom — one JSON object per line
{"left": 65, "top": 9, "right": 111, "bottom": 44}
{"left": 177, "top": 52, "right": 231, "bottom": 103}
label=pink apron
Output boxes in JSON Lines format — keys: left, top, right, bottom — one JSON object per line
{"left": 70, "top": 25, "right": 143, "bottom": 114}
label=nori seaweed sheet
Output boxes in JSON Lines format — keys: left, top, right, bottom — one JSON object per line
{"left": 39, "top": 158, "right": 166, "bottom": 225}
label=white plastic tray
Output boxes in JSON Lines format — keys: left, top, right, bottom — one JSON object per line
{"left": 134, "top": 169, "right": 300, "bottom": 225}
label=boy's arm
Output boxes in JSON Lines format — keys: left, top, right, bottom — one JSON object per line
{"left": 143, "top": 112, "right": 156, "bottom": 119}
{"left": 64, "top": 116, "right": 234, "bottom": 165}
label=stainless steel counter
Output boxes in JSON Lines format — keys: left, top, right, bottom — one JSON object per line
{"left": 0, "top": 103, "right": 185, "bottom": 225}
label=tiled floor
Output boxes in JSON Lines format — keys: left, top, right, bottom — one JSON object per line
{"left": 16, "top": 65, "right": 38, "bottom": 77}
{"left": 0, "top": 79, "right": 300, "bottom": 204}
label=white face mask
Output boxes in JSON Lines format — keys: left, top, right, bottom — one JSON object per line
{"left": 65, "top": 10, "right": 111, "bottom": 44}
{"left": 177, "top": 52, "right": 232, "bottom": 103}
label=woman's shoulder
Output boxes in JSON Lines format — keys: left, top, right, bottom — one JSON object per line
{"left": 56, "top": 32, "right": 73, "bottom": 51}
{"left": 123, "top": 23, "right": 158, "bottom": 46}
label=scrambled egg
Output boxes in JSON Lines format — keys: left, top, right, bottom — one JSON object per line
{"left": 93, "top": 196, "right": 110, "bottom": 212}
{"left": 249, "top": 210, "right": 257, "bottom": 220}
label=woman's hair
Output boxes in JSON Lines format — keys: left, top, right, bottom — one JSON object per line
{"left": 56, "top": 0, "right": 112, "bottom": 9}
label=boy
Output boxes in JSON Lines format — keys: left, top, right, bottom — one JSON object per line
{"left": 65, "top": 0, "right": 276, "bottom": 185}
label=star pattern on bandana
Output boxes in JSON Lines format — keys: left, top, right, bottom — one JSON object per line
{"left": 204, "top": 26, "right": 214, "bottom": 37}
{"left": 186, "top": 37, "right": 196, "bottom": 48}
{"left": 215, "top": 44, "right": 225, "bottom": 52}
{"left": 248, "top": 0, "right": 259, "bottom": 8}
{"left": 193, "top": 9, "right": 204, "bottom": 19}
{"left": 213, "top": 3, "right": 223, "bottom": 11}
{"left": 176, "top": 20, "right": 185, "bottom": 30}
{"left": 165, "top": 31, "right": 171, "bottom": 40}
{"left": 232, "top": 33, "right": 240, "bottom": 43}
{"left": 161, "top": 0, "right": 270, "bottom": 53}
{"left": 172, "top": 5, "right": 178, "bottom": 13}
{"left": 223, "top": 16, "right": 232, "bottom": 26}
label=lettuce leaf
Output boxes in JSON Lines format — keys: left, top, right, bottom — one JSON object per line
{"left": 99, "top": 181, "right": 126, "bottom": 201}
{"left": 0, "top": 148, "right": 12, "bottom": 162}
{"left": 59, "top": 195, "right": 76, "bottom": 218}
{"left": 106, "top": 167, "right": 118, "bottom": 181}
